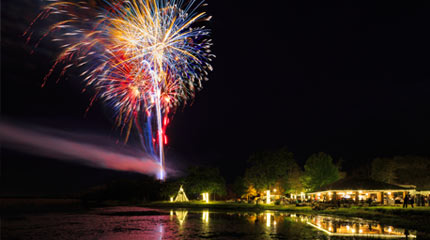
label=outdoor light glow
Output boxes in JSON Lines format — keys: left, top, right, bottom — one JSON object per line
{"left": 266, "top": 190, "right": 271, "bottom": 204}
{"left": 204, "top": 193, "right": 209, "bottom": 203}
{"left": 266, "top": 213, "right": 271, "bottom": 227}
{"left": 170, "top": 197, "right": 173, "bottom": 202}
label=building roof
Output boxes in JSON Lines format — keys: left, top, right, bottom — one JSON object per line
{"left": 310, "top": 178, "right": 415, "bottom": 193}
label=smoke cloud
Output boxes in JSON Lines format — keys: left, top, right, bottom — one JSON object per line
{"left": 0, "top": 121, "right": 162, "bottom": 176}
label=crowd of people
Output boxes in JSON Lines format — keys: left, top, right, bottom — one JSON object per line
{"left": 403, "top": 194, "right": 429, "bottom": 208}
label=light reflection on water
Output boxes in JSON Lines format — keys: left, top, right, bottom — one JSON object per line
{"left": 170, "top": 209, "right": 417, "bottom": 239}
{"left": 3, "top": 207, "right": 421, "bottom": 239}
{"left": 305, "top": 215, "right": 415, "bottom": 238}
{"left": 202, "top": 210, "right": 209, "bottom": 224}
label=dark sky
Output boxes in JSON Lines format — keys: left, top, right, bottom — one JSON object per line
{"left": 2, "top": 0, "right": 430, "bottom": 192}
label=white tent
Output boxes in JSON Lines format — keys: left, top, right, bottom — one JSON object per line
{"left": 174, "top": 185, "right": 189, "bottom": 202}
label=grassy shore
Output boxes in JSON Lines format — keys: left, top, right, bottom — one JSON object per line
{"left": 142, "top": 201, "right": 430, "bottom": 233}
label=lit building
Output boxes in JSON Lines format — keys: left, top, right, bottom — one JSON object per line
{"left": 308, "top": 178, "right": 415, "bottom": 205}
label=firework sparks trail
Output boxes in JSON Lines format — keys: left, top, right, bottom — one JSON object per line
{"left": 26, "top": 0, "right": 214, "bottom": 180}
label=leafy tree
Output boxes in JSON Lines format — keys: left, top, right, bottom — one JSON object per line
{"left": 160, "top": 178, "right": 184, "bottom": 200}
{"left": 371, "top": 156, "right": 430, "bottom": 188}
{"left": 302, "top": 152, "right": 340, "bottom": 192}
{"left": 284, "top": 163, "right": 304, "bottom": 194}
{"left": 371, "top": 157, "right": 397, "bottom": 184}
{"left": 245, "top": 185, "right": 257, "bottom": 199}
{"left": 244, "top": 147, "right": 301, "bottom": 194}
{"left": 232, "top": 177, "right": 248, "bottom": 198}
{"left": 184, "top": 167, "right": 226, "bottom": 198}
{"left": 351, "top": 162, "right": 372, "bottom": 178}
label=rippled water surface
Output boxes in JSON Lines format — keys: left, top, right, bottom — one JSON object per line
{"left": 3, "top": 206, "right": 420, "bottom": 239}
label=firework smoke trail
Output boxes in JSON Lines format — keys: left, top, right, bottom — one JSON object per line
{"left": 0, "top": 121, "right": 163, "bottom": 175}
{"left": 25, "top": 0, "right": 214, "bottom": 180}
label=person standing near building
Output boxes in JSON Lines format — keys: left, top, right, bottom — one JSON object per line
{"left": 410, "top": 195, "right": 414, "bottom": 208}
{"left": 403, "top": 194, "right": 409, "bottom": 208}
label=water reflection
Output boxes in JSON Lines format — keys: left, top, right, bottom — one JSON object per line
{"left": 167, "top": 210, "right": 418, "bottom": 239}
{"left": 239, "top": 211, "right": 417, "bottom": 238}
{"left": 305, "top": 215, "right": 416, "bottom": 238}
{"left": 170, "top": 209, "right": 209, "bottom": 225}
{"left": 202, "top": 210, "right": 209, "bottom": 224}
{"left": 157, "top": 224, "right": 163, "bottom": 240}
{"left": 4, "top": 206, "right": 422, "bottom": 240}
{"left": 173, "top": 209, "right": 188, "bottom": 225}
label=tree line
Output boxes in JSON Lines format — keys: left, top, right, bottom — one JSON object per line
{"left": 80, "top": 148, "right": 430, "bottom": 202}
{"left": 161, "top": 147, "right": 345, "bottom": 200}
{"left": 162, "top": 148, "right": 430, "bottom": 200}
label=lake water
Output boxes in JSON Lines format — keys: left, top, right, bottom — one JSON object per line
{"left": 2, "top": 206, "right": 420, "bottom": 239}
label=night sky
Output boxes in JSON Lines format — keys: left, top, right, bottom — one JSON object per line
{"left": 2, "top": 1, "right": 430, "bottom": 194}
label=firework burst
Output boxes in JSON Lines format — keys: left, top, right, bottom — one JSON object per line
{"left": 26, "top": 0, "right": 214, "bottom": 179}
